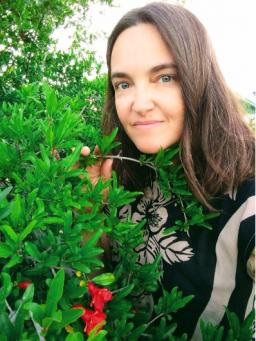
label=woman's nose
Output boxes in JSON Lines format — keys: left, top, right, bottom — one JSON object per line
{"left": 131, "top": 86, "right": 155, "bottom": 114}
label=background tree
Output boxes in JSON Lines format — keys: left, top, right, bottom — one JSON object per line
{"left": 0, "top": 0, "right": 109, "bottom": 132}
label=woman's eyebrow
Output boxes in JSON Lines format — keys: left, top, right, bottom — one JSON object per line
{"left": 111, "top": 63, "right": 177, "bottom": 81}
{"left": 111, "top": 72, "right": 130, "bottom": 81}
{"left": 150, "top": 63, "right": 177, "bottom": 73}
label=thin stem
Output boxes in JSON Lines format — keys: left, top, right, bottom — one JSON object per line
{"left": 177, "top": 194, "right": 188, "bottom": 224}
{"left": 111, "top": 283, "right": 131, "bottom": 294}
{"left": 146, "top": 313, "right": 165, "bottom": 328}
{"left": 98, "top": 154, "right": 156, "bottom": 171}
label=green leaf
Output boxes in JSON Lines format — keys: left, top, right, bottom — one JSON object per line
{"left": 0, "top": 187, "right": 12, "bottom": 202}
{"left": 9, "top": 194, "right": 23, "bottom": 228}
{"left": 97, "top": 127, "right": 121, "bottom": 155}
{"left": 204, "top": 212, "right": 220, "bottom": 220}
{"left": 0, "top": 205, "right": 12, "bottom": 220}
{"left": 0, "top": 224, "right": 18, "bottom": 243}
{"left": 226, "top": 309, "right": 240, "bottom": 338}
{"left": 128, "top": 324, "right": 148, "bottom": 340}
{"left": 42, "top": 310, "right": 62, "bottom": 329}
{"left": 239, "top": 309, "right": 255, "bottom": 340}
{"left": 19, "top": 220, "right": 37, "bottom": 241}
{"left": 22, "top": 283, "right": 34, "bottom": 301}
{"left": 0, "top": 312, "right": 15, "bottom": 341}
{"left": 13, "top": 284, "right": 35, "bottom": 337}
{"left": 27, "top": 188, "right": 39, "bottom": 208}
{"left": 0, "top": 272, "right": 12, "bottom": 301}
{"left": 155, "top": 287, "right": 194, "bottom": 315}
{"left": 65, "top": 332, "right": 84, "bottom": 341}
{"left": 63, "top": 143, "right": 83, "bottom": 170}
{"left": 200, "top": 319, "right": 224, "bottom": 341}
{"left": 174, "top": 188, "right": 192, "bottom": 196}
{"left": 45, "top": 268, "right": 65, "bottom": 317}
{"left": 92, "top": 273, "right": 115, "bottom": 286}
{"left": 85, "top": 228, "right": 103, "bottom": 248}
{"left": 0, "top": 244, "right": 13, "bottom": 258}
{"left": 87, "top": 325, "right": 107, "bottom": 341}
{"left": 23, "top": 302, "right": 45, "bottom": 324}
{"left": 41, "top": 217, "right": 64, "bottom": 225}
{"left": 114, "top": 284, "right": 135, "bottom": 300}
{"left": 43, "top": 83, "right": 58, "bottom": 116}
{"left": 4, "top": 254, "right": 22, "bottom": 270}
{"left": 52, "top": 308, "right": 83, "bottom": 330}
{"left": 72, "top": 262, "right": 91, "bottom": 273}
{"left": 24, "top": 241, "right": 41, "bottom": 260}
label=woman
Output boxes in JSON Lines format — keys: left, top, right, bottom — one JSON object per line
{"left": 83, "top": 2, "right": 255, "bottom": 339}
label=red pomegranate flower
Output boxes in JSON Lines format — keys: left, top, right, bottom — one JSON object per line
{"left": 88, "top": 282, "right": 113, "bottom": 312}
{"left": 73, "top": 304, "right": 106, "bottom": 335}
{"left": 72, "top": 283, "right": 112, "bottom": 335}
{"left": 17, "top": 280, "right": 32, "bottom": 289}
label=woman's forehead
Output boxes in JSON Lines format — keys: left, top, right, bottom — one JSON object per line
{"left": 110, "top": 23, "right": 175, "bottom": 73}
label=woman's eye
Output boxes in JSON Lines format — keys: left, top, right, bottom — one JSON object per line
{"left": 115, "top": 82, "right": 129, "bottom": 90}
{"left": 159, "top": 75, "right": 173, "bottom": 83}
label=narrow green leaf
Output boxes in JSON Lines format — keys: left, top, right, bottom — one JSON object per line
{"left": 0, "top": 312, "right": 15, "bottom": 341}
{"left": 0, "top": 225, "right": 18, "bottom": 242}
{"left": 24, "top": 241, "right": 41, "bottom": 260}
{"left": 4, "top": 254, "right": 22, "bottom": 270}
{"left": 43, "top": 84, "right": 58, "bottom": 116}
{"left": 45, "top": 269, "right": 65, "bottom": 317}
{"left": 9, "top": 194, "right": 23, "bottom": 227}
{"left": 0, "top": 205, "right": 12, "bottom": 220}
{"left": 22, "top": 283, "right": 34, "bottom": 301}
{"left": 92, "top": 273, "right": 115, "bottom": 286}
{"left": 19, "top": 220, "right": 37, "bottom": 241}
{"left": 85, "top": 228, "right": 103, "bottom": 248}
{"left": 56, "top": 309, "right": 83, "bottom": 328}
{"left": 0, "top": 272, "right": 12, "bottom": 300}
{"left": 63, "top": 143, "right": 83, "bottom": 169}
{"left": 41, "top": 217, "right": 64, "bottom": 225}
{"left": 0, "top": 187, "right": 12, "bottom": 202}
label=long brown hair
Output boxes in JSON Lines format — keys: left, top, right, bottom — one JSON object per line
{"left": 102, "top": 2, "right": 255, "bottom": 209}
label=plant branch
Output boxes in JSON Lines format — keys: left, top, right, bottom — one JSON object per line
{"left": 146, "top": 313, "right": 165, "bottom": 328}
{"left": 96, "top": 154, "right": 156, "bottom": 171}
{"left": 177, "top": 194, "right": 188, "bottom": 225}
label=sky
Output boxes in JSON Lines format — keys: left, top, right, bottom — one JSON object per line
{"left": 55, "top": 0, "right": 256, "bottom": 101}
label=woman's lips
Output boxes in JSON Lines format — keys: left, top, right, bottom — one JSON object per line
{"left": 133, "top": 120, "right": 163, "bottom": 127}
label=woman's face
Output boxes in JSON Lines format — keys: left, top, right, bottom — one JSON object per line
{"left": 110, "top": 23, "right": 185, "bottom": 154}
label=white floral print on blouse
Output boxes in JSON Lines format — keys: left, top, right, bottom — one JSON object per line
{"left": 119, "top": 182, "right": 194, "bottom": 266}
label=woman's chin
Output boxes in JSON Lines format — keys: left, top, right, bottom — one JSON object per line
{"left": 136, "top": 144, "right": 165, "bottom": 155}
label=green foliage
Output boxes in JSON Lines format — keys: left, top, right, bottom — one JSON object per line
{"left": 0, "top": 82, "right": 253, "bottom": 339}
{"left": 0, "top": 0, "right": 111, "bottom": 103}
{"left": 200, "top": 308, "right": 255, "bottom": 341}
{"left": 0, "top": 83, "right": 194, "bottom": 340}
